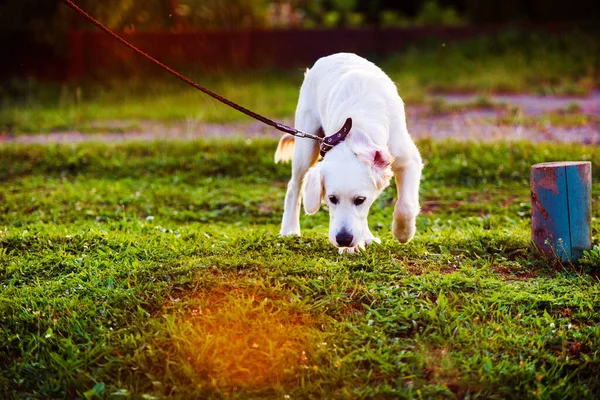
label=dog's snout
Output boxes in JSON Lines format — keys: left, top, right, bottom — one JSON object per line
{"left": 335, "top": 229, "right": 353, "bottom": 247}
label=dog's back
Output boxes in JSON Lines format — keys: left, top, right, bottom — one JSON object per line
{"left": 308, "top": 53, "right": 404, "bottom": 147}
{"left": 275, "top": 53, "right": 404, "bottom": 164}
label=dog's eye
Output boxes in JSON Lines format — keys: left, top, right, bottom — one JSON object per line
{"left": 353, "top": 197, "right": 366, "bottom": 206}
{"left": 328, "top": 195, "right": 339, "bottom": 205}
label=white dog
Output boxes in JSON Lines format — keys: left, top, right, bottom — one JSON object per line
{"left": 275, "top": 53, "right": 422, "bottom": 253}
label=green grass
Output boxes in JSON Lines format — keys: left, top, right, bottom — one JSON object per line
{"left": 1, "top": 29, "right": 598, "bottom": 134}
{"left": 385, "top": 30, "right": 599, "bottom": 96}
{"left": 496, "top": 108, "right": 600, "bottom": 129}
{"left": 427, "top": 94, "right": 508, "bottom": 115}
{"left": 0, "top": 73, "right": 302, "bottom": 134}
{"left": 1, "top": 138, "right": 600, "bottom": 398}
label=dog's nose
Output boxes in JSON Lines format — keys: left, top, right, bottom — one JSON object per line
{"left": 335, "top": 230, "right": 353, "bottom": 247}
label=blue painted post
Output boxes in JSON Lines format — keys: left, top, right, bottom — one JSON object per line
{"left": 531, "top": 161, "right": 592, "bottom": 262}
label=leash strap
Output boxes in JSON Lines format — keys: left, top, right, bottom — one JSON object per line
{"left": 61, "top": 0, "right": 324, "bottom": 142}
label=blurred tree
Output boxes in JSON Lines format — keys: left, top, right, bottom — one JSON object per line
{"left": 359, "top": 0, "right": 382, "bottom": 26}
{"left": 379, "top": 10, "right": 411, "bottom": 27}
{"left": 326, "top": 0, "right": 359, "bottom": 27}
{"left": 0, "top": 0, "right": 173, "bottom": 47}
{"left": 465, "top": 0, "right": 528, "bottom": 23}
{"left": 465, "top": 0, "right": 598, "bottom": 23}
{"left": 414, "top": 0, "right": 465, "bottom": 26}
{"left": 296, "top": 0, "right": 325, "bottom": 27}
{"left": 178, "top": 0, "right": 270, "bottom": 29}
{"left": 0, "top": 0, "right": 596, "bottom": 43}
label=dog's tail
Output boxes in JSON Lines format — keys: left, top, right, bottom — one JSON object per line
{"left": 274, "top": 134, "right": 295, "bottom": 163}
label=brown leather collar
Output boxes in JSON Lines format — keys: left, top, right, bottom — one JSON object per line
{"left": 320, "top": 118, "right": 352, "bottom": 157}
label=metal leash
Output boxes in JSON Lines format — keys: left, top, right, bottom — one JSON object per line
{"left": 60, "top": 0, "right": 324, "bottom": 142}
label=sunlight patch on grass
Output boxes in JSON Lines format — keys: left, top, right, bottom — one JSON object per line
{"left": 135, "top": 289, "right": 322, "bottom": 394}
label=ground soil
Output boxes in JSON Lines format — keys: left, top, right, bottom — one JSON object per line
{"left": 4, "top": 91, "right": 599, "bottom": 144}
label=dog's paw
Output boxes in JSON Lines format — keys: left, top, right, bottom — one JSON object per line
{"left": 338, "top": 246, "right": 361, "bottom": 254}
{"left": 393, "top": 202, "right": 418, "bottom": 243}
{"left": 363, "top": 236, "right": 381, "bottom": 246}
{"left": 392, "top": 218, "right": 416, "bottom": 243}
{"left": 279, "top": 226, "right": 301, "bottom": 236}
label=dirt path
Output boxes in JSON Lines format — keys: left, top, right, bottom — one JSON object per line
{"left": 4, "top": 92, "right": 600, "bottom": 144}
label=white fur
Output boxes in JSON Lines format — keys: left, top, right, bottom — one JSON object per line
{"left": 275, "top": 53, "right": 423, "bottom": 253}
{"left": 274, "top": 135, "right": 295, "bottom": 163}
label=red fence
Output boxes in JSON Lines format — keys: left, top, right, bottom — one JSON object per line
{"left": 67, "top": 23, "right": 569, "bottom": 79}
{"left": 1, "top": 24, "right": 569, "bottom": 81}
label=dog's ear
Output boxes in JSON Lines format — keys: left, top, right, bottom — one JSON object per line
{"left": 303, "top": 165, "right": 323, "bottom": 215}
{"left": 349, "top": 131, "right": 394, "bottom": 190}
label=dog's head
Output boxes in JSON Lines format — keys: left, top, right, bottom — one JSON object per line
{"left": 303, "top": 130, "right": 393, "bottom": 249}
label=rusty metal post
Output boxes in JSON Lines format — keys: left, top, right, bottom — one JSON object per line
{"left": 531, "top": 161, "right": 592, "bottom": 262}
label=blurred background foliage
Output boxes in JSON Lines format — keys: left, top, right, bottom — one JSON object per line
{"left": 1, "top": 0, "right": 598, "bottom": 44}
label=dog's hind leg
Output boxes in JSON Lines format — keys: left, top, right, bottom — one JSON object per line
{"left": 280, "top": 110, "right": 321, "bottom": 236}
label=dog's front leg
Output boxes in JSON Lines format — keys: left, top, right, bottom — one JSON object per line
{"left": 280, "top": 137, "right": 320, "bottom": 236}
{"left": 391, "top": 153, "right": 423, "bottom": 243}
{"left": 363, "top": 224, "right": 381, "bottom": 246}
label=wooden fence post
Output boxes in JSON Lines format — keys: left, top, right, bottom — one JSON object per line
{"left": 531, "top": 161, "right": 592, "bottom": 262}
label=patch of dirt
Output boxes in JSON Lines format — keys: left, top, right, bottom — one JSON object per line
{"left": 443, "top": 91, "right": 600, "bottom": 116}
{"left": 501, "top": 195, "right": 518, "bottom": 207}
{"left": 2, "top": 119, "right": 292, "bottom": 144}
{"left": 2, "top": 91, "right": 599, "bottom": 144}
{"left": 421, "top": 200, "right": 463, "bottom": 214}
{"left": 410, "top": 91, "right": 600, "bottom": 144}
{"left": 440, "top": 264, "right": 459, "bottom": 274}
{"left": 491, "top": 265, "right": 537, "bottom": 280}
